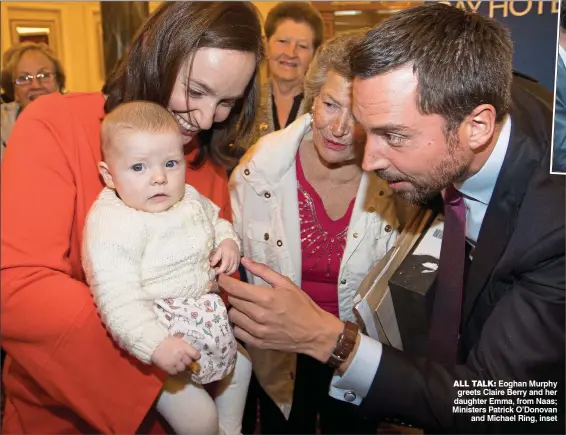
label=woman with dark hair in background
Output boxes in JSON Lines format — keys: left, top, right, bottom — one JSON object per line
{"left": 0, "top": 45, "right": 19, "bottom": 103}
{"left": 1, "top": 2, "right": 263, "bottom": 433}
{"left": 240, "top": 6, "right": 323, "bottom": 430}
{"left": 240, "top": 2, "right": 324, "bottom": 152}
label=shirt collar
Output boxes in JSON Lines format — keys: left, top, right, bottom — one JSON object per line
{"left": 456, "top": 115, "right": 512, "bottom": 205}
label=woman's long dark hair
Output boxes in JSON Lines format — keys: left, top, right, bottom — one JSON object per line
{"left": 103, "top": 2, "right": 264, "bottom": 169}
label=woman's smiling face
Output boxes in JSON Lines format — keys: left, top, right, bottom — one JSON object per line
{"left": 168, "top": 47, "right": 256, "bottom": 146}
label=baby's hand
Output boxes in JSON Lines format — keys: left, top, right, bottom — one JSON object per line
{"left": 210, "top": 239, "right": 240, "bottom": 275}
{"left": 151, "top": 336, "right": 200, "bottom": 376}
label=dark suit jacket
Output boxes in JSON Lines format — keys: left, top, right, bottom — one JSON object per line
{"left": 552, "top": 56, "right": 566, "bottom": 172}
{"left": 360, "top": 75, "right": 565, "bottom": 434}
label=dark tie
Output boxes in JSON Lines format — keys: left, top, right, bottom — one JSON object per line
{"left": 427, "top": 186, "right": 467, "bottom": 366}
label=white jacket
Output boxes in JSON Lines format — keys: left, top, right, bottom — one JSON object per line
{"left": 229, "top": 114, "right": 400, "bottom": 416}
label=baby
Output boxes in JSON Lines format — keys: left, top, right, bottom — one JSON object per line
{"left": 82, "top": 101, "right": 250, "bottom": 435}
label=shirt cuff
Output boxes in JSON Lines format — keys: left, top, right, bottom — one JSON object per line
{"left": 329, "top": 334, "right": 383, "bottom": 405}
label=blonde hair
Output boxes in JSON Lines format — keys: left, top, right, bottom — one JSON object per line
{"left": 303, "top": 29, "right": 369, "bottom": 110}
{"left": 9, "top": 42, "right": 66, "bottom": 90}
{"left": 100, "top": 101, "right": 180, "bottom": 158}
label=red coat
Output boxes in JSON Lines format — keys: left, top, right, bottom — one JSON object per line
{"left": 1, "top": 92, "right": 235, "bottom": 434}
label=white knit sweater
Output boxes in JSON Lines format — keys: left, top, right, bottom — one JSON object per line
{"left": 82, "top": 185, "right": 240, "bottom": 364}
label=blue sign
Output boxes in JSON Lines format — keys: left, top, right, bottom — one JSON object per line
{"left": 440, "top": 1, "right": 559, "bottom": 91}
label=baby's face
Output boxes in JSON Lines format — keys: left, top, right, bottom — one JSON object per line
{"left": 104, "top": 130, "right": 186, "bottom": 213}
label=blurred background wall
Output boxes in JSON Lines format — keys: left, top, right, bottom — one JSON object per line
{"left": 0, "top": 1, "right": 559, "bottom": 94}
{"left": 0, "top": 1, "right": 279, "bottom": 93}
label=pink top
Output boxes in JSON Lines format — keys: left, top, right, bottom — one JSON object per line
{"left": 296, "top": 153, "right": 355, "bottom": 317}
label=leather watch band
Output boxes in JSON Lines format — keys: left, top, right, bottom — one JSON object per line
{"left": 325, "top": 321, "right": 359, "bottom": 368}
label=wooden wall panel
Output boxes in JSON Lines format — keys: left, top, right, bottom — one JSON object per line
{"left": 1, "top": 2, "right": 101, "bottom": 92}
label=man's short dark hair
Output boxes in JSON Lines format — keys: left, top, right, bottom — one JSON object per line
{"left": 560, "top": 1, "right": 566, "bottom": 30}
{"left": 264, "top": 2, "right": 324, "bottom": 50}
{"left": 350, "top": 3, "right": 513, "bottom": 132}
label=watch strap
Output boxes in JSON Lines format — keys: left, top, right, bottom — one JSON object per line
{"left": 326, "top": 321, "right": 359, "bottom": 368}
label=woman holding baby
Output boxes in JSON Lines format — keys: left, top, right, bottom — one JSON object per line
{"left": 1, "top": 2, "right": 263, "bottom": 433}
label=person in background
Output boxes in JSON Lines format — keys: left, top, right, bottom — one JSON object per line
{"left": 238, "top": 5, "right": 323, "bottom": 431}
{"left": 240, "top": 2, "right": 323, "bottom": 153}
{"left": 557, "top": 0, "right": 566, "bottom": 65}
{"left": 1, "top": 45, "right": 19, "bottom": 103}
{"left": 1, "top": 42, "right": 65, "bottom": 158}
{"left": 1, "top": 2, "right": 263, "bottom": 433}
{"left": 231, "top": 30, "right": 399, "bottom": 435}
{"left": 222, "top": 3, "right": 564, "bottom": 434}
{"left": 553, "top": 0, "right": 566, "bottom": 172}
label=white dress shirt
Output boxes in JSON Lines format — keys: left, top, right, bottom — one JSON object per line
{"left": 457, "top": 116, "right": 512, "bottom": 245}
{"left": 329, "top": 116, "right": 512, "bottom": 405}
{"left": 559, "top": 45, "right": 566, "bottom": 68}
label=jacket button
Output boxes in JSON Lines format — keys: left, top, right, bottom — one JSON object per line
{"left": 340, "top": 279, "right": 346, "bottom": 285}
{"left": 264, "top": 192, "right": 271, "bottom": 198}
{"left": 385, "top": 225, "right": 392, "bottom": 232}
{"left": 264, "top": 233, "right": 270, "bottom": 241}
{"left": 276, "top": 240, "right": 283, "bottom": 247}
{"left": 244, "top": 169, "right": 250, "bottom": 176}
{"left": 353, "top": 232, "right": 359, "bottom": 238}
{"left": 344, "top": 391, "right": 357, "bottom": 402}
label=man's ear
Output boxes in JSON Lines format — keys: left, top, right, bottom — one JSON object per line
{"left": 463, "top": 104, "right": 497, "bottom": 152}
{"left": 98, "top": 162, "right": 115, "bottom": 189}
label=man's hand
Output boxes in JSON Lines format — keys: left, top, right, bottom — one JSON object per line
{"left": 218, "top": 257, "right": 344, "bottom": 363}
{"left": 151, "top": 336, "right": 201, "bottom": 376}
{"left": 210, "top": 239, "right": 240, "bottom": 275}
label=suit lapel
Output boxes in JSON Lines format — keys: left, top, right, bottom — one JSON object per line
{"left": 461, "top": 110, "right": 542, "bottom": 326}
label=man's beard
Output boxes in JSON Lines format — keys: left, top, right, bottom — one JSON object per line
{"left": 376, "top": 136, "right": 468, "bottom": 205}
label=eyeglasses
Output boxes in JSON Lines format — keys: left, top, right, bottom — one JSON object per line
{"left": 14, "top": 72, "right": 56, "bottom": 86}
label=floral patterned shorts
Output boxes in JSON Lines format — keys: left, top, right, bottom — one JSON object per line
{"left": 154, "top": 293, "right": 237, "bottom": 384}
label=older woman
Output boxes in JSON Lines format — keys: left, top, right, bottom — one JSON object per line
{"left": 230, "top": 30, "right": 399, "bottom": 434}
{"left": 240, "top": 2, "right": 323, "bottom": 154}
{"left": 0, "top": 42, "right": 65, "bottom": 155}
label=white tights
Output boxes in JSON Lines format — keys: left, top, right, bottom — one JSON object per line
{"left": 156, "top": 344, "right": 252, "bottom": 435}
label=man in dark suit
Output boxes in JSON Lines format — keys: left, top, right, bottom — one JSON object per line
{"left": 554, "top": 58, "right": 566, "bottom": 172}
{"left": 553, "top": 2, "right": 566, "bottom": 173}
{"left": 220, "top": 4, "right": 564, "bottom": 434}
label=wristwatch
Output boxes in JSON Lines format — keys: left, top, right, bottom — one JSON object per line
{"left": 325, "top": 321, "right": 359, "bottom": 368}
